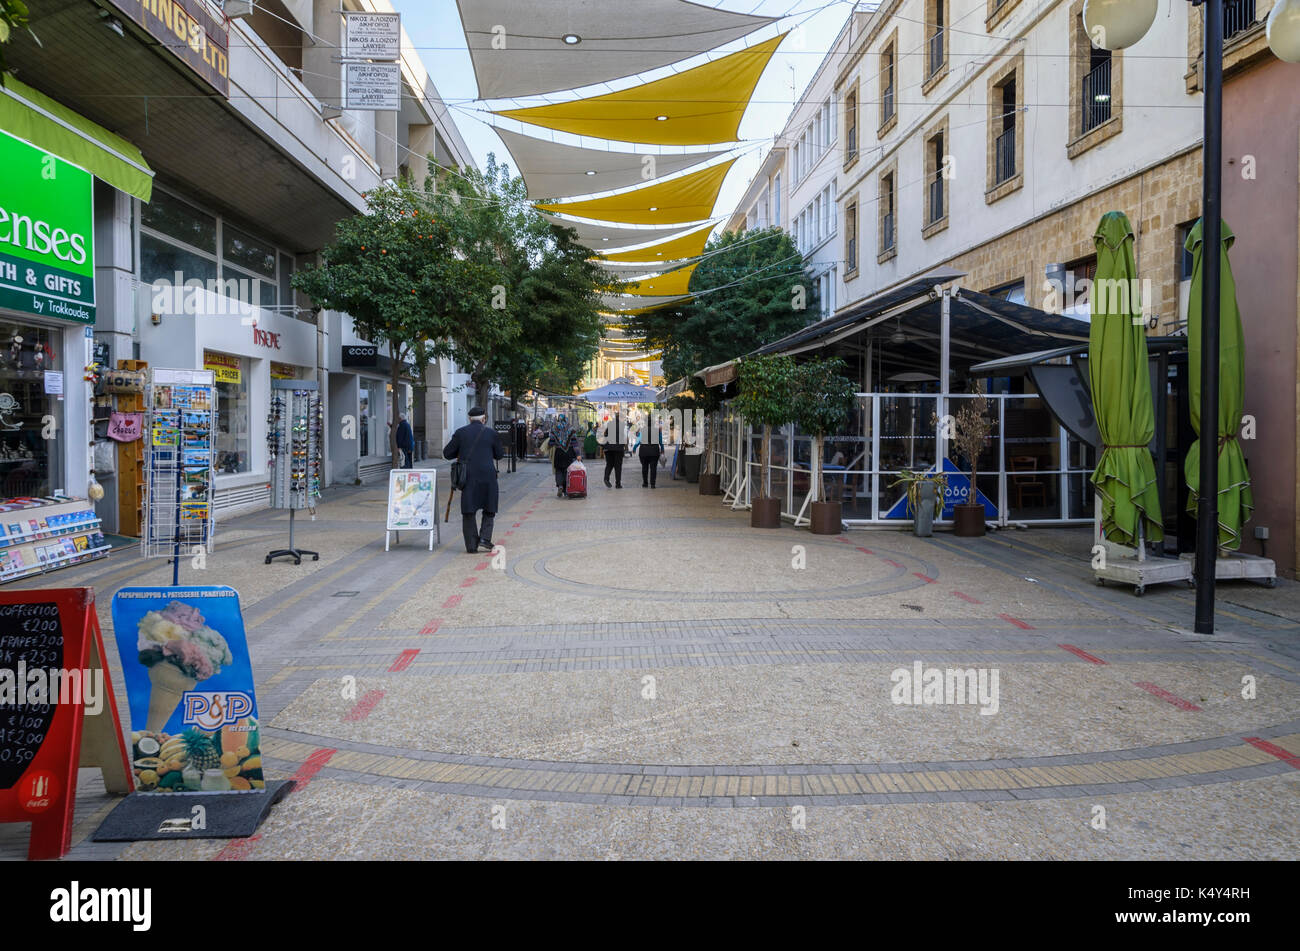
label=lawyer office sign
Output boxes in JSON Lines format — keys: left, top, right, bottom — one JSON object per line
{"left": 0, "top": 131, "right": 96, "bottom": 325}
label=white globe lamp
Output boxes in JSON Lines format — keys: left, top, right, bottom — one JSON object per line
{"left": 1082, "top": 0, "right": 1158, "bottom": 50}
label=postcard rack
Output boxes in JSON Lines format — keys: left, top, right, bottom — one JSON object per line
{"left": 266, "top": 380, "right": 322, "bottom": 565}
{"left": 143, "top": 369, "right": 215, "bottom": 584}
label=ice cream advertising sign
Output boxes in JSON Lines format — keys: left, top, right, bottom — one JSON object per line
{"left": 0, "top": 130, "right": 96, "bottom": 324}
{"left": 110, "top": 587, "right": 264, "bottom": 794}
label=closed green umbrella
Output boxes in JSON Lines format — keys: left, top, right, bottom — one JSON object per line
{"left": 1184, "top": 218, "right": 1252, "bottom": 551}
{"left": 1088, "top": 211, "right": 1163, "bottom": 547}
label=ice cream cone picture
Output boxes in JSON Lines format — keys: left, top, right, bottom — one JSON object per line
{"left": 145, "top": 661, "right": 198, "bottom": 732}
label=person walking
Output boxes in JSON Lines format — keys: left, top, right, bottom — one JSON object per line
{"left": 395, "top": 414, "right": 415, "bottom": 469}
{"left": 442, "top": 405, "right": 502, "bottom": 553}
{"left": 634, "top": 417, "right": 665, "bottom": 488}
{"left": 550, "top": 415, "right": 578, "bottom": 498}
{"left": 599, "top": 410, "right": 626, "bottom": 488}
{"left": 583, "top": 421, "right": 600, "bottom": 461}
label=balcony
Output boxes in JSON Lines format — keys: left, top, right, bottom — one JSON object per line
{"left": 1223, "top": 0, "right": 1257, "bottom": 42}
{"left": 994, "top": 126, "right": 1016, "bottom": 185}
{"left": 1082, "top": 58, "right": 1113, "bottom": 134}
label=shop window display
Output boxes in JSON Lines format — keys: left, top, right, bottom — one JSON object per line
{"left": 213, "top": 355, "right": 250, "bottom": 473}
{"left": 0, "top": 322, "right": 62, "bottom": 498}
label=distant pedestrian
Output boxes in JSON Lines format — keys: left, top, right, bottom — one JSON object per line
{"left": 395, "top": 414, "right": 415, "bottom": 469}
{"left": 442, "top": 405, "right": 502, "bottom": 553}
{"left": 583, "top": 422, "right": 600, "bottom": 460}
{"left": 599, "top": 411, "right": 626, "bottom": 488}
{"left": 550, "top": 415, "right": 578, "bottom": 498}
{"left": 634, "top": 419, "right": 665, "bottom": 488}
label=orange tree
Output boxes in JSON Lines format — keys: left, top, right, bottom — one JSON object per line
{"left": 294, "top": 181, "right": 503, "bottom": 459}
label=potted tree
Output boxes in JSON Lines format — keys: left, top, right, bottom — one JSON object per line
{"left": 791, "top": 357, "right": 857, "bottom": 535}
{"left": 948, "top": 390, "right": 996, "bottom": 537}
{"left": 734, "top": 354, "right": 798, "bottom": 528}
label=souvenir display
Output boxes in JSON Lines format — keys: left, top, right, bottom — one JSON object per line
{"left": 143, "top": 369, "right": 215, "bottom": 562}
{"left": 265, "top": 381, "right": 322, "bottom": 564}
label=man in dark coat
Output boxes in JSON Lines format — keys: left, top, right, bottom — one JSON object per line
{"left": 395, "top": 414, "right": 415, "bottom": 469}
{"left": 598, "top": 411, "right": 626, "bottom": 488}
{"left": 442, "top": 406, "right": 502, "bottom": 553}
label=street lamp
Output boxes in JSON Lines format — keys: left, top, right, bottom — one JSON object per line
{"left": 1083, "top": 0, "right": 1300, "bottom": 634}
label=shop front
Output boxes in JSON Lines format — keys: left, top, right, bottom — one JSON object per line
{"left": 0, "top": 79, "right": 153, "bottom": 580}
{"left": 326, "top": 328, "right": 414, "bottom": 485}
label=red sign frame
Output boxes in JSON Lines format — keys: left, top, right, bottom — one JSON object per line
{"left": 0, "top": 588, "right": 132, "bottom": 860}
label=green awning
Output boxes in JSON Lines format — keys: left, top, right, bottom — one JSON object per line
{"left": 0, "top": 76, "right": 153, "bottom": 201}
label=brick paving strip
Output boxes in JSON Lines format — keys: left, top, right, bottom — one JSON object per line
{"left": 256, "top": 724, "right": 1300, "bottom": 808}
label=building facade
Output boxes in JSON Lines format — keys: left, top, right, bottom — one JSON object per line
{"left": 5, "top": 0, "right": 476, "bottom": 535}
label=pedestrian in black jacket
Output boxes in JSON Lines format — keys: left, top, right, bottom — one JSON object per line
{"left": 395, "top": 414, "right": 415, "bottom": 469}
{"left": 599, "top": 411, "right": 626, "bottom": 488}
{"left": 442, "top": 406, "right": 503, "bottom": 553}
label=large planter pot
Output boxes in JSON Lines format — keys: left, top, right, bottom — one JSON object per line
{"left": 682, "top": 452, "right": 702, "bottom": 483}
{"left": 809, "top": 501, "right": 842, "bottom": 535}
{"left": 952, "top": 503, "right": 986, "bottom": 537}
{"left": 699, "top": 472, "right": 721, "bottom": 495}
{"left": 750, "top": 496, "right": 781, "bottom": 529}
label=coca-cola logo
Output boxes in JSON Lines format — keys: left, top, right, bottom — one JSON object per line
{"left": 252, "top": 328, "right": 281, "bottom": 350}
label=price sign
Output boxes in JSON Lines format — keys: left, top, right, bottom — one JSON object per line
{"left": 0, "top": 588, "right": 132, "bottom": 859}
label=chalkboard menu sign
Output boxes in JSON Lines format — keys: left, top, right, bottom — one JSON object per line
{"left": 0, "top": 601, "right": 63, "bottom": 791}
{"left": 0, "top": 588, "right": 131, "bottom": 860}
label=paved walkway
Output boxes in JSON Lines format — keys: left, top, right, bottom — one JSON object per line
{"left": 4, "top": 457, "right": 1298, "bottom": 859}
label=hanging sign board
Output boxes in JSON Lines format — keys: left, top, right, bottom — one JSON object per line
{"left": 106, "top": 0, "right": 230, "bottom": 97}
{"left": 344, "top": 63, "right": 401, "bottom": 111}
{"left": 109, "top": 587, "right": 265, "bottom": 796}
{"left": 0, "top": 588, "right": 132, "bottom": 860}
{"left": 385, "top": 469, "right": 439, "bottom": 552}
{"left": 343, "top": 11, "right": 401, "bottom": 60}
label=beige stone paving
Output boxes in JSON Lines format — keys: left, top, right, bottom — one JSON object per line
{"left": 267, "top": 663, "right": 1300, "bottom": 765}
{"left": 112, "top": 771, "right": 1300, "bottom": 860}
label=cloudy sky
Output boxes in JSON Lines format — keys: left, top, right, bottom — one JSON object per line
{"left": 390, "top": 0, "right": 856, "bottom": 223}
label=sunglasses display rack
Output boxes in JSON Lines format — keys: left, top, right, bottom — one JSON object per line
{"left": 142, "top": 368, "right": 216, "bottom": 584}
{"left": 266, "top": 380, "right": 322, "bottom": 565}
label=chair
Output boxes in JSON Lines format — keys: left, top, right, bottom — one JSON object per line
{"left": 1009, "top": 456, "right": 1046, "bottom": 508}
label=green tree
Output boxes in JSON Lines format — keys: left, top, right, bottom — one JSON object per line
{"left": 293, "top": 181, "right": 498, "bottom": 460}
{"left": 791, "top": 357, "right": 857, "bottom": 503}
{"left": 0, "top": 0, "right": 38, "bottom": 82}
{"left": 628, "top": 227, "right": 814, "bottom": 403}
{"left": 733, "top": 354, "right": 799, "bottom": 500}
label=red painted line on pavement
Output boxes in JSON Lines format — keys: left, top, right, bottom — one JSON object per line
{"left": 1133, "top": 681, "right": 1201, "bottom": 711}
{"left": 459, "top": 577, "right": 476, "bottom": 588}
{"left": 419, "top": 619, "right": 442, "bottom": 635}
{"left": 882, "top": 559, "right": 904, "bottom": 568}
{"left": 474, "top": 561, "right": 489, "bottom": 571}
{"left": 951, "top": 591, "right": 982, "bottom": 604}
{"left": 442, "top": 595, "right": 462, "bottom": 610}
{"left": 343, "top": 690, "right": 384, "bottom": 721}
{"left": 213, "top": 834, "right": 262, "bottom": 861}
{"left": 389, "top": 649, "right": 420, "bottom": 672}
{"left": 834, "top": 536, "right": 853, "bottom": 544}
{"left": 512, "top": 522, "right": 522, "bottom": 528}
{"left": 855, "top": 546, "right": 874, "bottom": 554}
{"left": 289, "top": 748, "right": 337, "bottom": 791}
{"left": 504, "top": 531, "right": 513, "bottom": 536}
{"left": 1058, "top": 644, "right": 1106, "bottom": 665}
{"left": 998, "top": 614, "right": 1033, "bottom": 630}
{"left": 1243, "top": 737, "right": 1300, "bottom": 769}
{"left": 912, "top": 572, "right": 936, "bottom": 583}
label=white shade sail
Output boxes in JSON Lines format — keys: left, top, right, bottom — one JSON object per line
{"left": 542, "top": 213, "right": 713, "bottom": 252}
{"left": 456, "top": 0, "right": 776, "bottom": 100}
{"left": 495, "top": 127, "right": 730, "bottom": 201}
{"left": 601, "top": 293, "right": 690, "bottom": 312}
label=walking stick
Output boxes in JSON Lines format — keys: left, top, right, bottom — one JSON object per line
{"left": 445, "top": 485, "right": 455, "bottom": 523}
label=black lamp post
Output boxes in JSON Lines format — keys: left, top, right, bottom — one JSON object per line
{"left": 1084, "top": 0, "right": 1300, "bottom": 634}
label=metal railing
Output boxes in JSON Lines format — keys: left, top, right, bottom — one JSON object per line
{"left": 881, "top": 213, "right": 895, "bottom": 251}
{"left": 994, "top": 126, "right": 1016, "bottom": 185}
{"left": 846, "top": 124, "right": 858, "bottom": 163}
{"left": 928, "top": 30, "right": 945, "bottom": 77}
{"left": 881, "top": 85, "right": 894, "bottom": 124}
{"left": 1224, "top": 0, "right": 1257, "bottom": 41}
{"left": 1082, "top": 58, "right": 1113, "bottom": 134}
{"left": 928, "top": 176, "right": 944, "bottom": 224}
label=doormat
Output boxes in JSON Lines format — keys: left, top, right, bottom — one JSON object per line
{"left": 101, "top": 533, "right": 140, "bottom": 551}
{"left": 91, "top": 780, "right": 293, "bottom": 841}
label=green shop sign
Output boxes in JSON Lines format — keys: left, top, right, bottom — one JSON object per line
{"left": 0, "top": 130, "right": 95, "bottom": 324}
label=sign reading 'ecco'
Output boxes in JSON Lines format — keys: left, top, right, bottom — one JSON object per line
{"left": 0, "top": 131, "right": 95, "bottom": 324}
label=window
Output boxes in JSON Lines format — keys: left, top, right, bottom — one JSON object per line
{"left": 879, "top": 170, "right": 896, "bottom": 257}
{"left": 1069, "top": 0, "right": 1122, "bottom": 154}
{"left": 1176, "top": 222, "right": 1196, "bottom": 280}
{"left": 845, "top": 87, "right": 859, "bottom": 165}
{"left": 926, "top": 0, "right": 948, "bottom": 80}
{"left": 824, "top": 98, "right": 837, "bottom": 146}
{"left": 986, "top": 53, "right": 1024, "bottom": 199}
{"left": 772, "top": 174, "right": 782, "bottom": 226}
{"left": 986, "top": 0, "right": 1022, "bottom": 31}
{"left": 924, "top": 119, "right": 949, "bottom": 234}
{"left": 989, "top": 281, "right": 1027, "bottom": 306}
{"left": 846, "top": 199, "right": 859, "bottom": 273}
{"left": 879, "top": 40, "right": 896, "bottom": 130}
{"left": 792, "top": 142, "right": 801, "bottom": 184}
{"left": 0, "top": 319, "right": 64, "bottom": 498}
{"left": 211, "top": 353, "right": 250, "bottom": 474}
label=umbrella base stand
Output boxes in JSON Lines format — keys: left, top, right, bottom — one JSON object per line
{"left": 1178, "top": 552, "right": 1276, "bottom": 588}
{"left": 1094, "top": 554, "right": 1192, "bottom": 597}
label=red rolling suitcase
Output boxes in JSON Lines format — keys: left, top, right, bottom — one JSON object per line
{"left": 566, "top": 464, "right": 587, "bottom": 499}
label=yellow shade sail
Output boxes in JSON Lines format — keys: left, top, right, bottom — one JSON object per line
{"left": 598, "top": 223, "right": 716, "bottom": 263}
{"left": 616, "top": 262, "right": 697, "bottom": 297}
{"left": 494, "top": 34, "right": 786, "bottom": 146}
{"left": 536, "top": 159, "right": 735, "bottom": 226}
